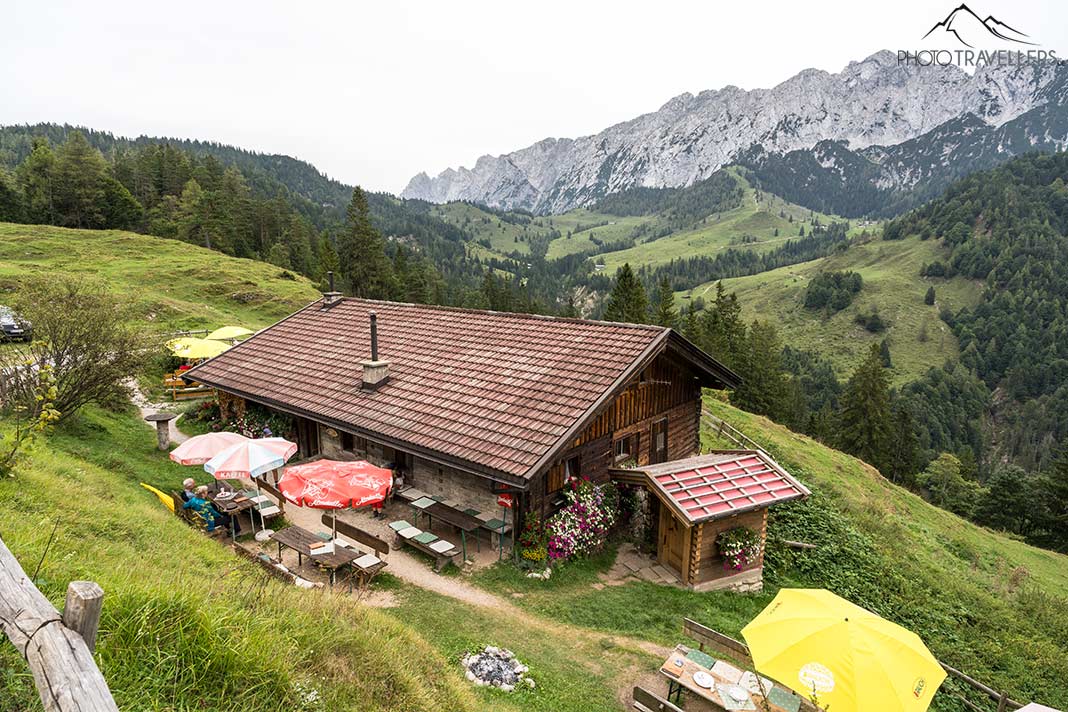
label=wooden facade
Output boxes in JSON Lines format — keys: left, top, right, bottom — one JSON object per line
{"left": 533, "top": 349, "right": 704, "bottom": 515}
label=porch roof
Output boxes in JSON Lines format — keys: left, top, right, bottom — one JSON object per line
{"left": 627, "top": 451, "right": 810, "bottom": 525}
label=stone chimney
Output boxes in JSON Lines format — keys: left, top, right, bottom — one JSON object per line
{"left": 322, "top": 271, "right": 343, "bottom": 307}
{"left": 360, "top": 311, "right": 389, "bottom": 390}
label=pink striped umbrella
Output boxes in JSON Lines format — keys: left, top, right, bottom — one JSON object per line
{"left": 203, "top": 437, "right": 298, "bottom": 480}
{"left": 169, "top": 432, "right": 249, "bottom": 466}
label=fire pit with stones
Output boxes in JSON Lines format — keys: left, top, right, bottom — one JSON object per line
{"left": 461, "top": 646, "right": 534, "bottom": 692}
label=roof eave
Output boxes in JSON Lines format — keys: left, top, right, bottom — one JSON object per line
{"left": 665, "top": 330, "right": 742, "bottom": 389}
{"left": 188, "top": 378, "right": 531, "bottom": 490}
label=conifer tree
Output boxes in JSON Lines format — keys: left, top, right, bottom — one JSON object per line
{"left": 925, "top": 286, "right": 936, "bottom": 306}
{"left": 17, "top": 138, "right": 58, "bottom": 224}
{"left": 682, "top": 304, "right": 700, "bottom": 341}
{"left": 603, "top": 263, "right": 648, "bottom": 323}
{"left": 653, "top": 276, "right": 678, "bottom": 328}
{"left": 0, "top": 168, "right": 24, "bottom": 223}
{"left": 732, "top": 320, "right": 787, "bottom": 419}
{"left": 837, "top": 343, "right": 894, "bottom": 474}
{"left": 338, "top": 187, "right": 394, "bottom": 299}
{"left": 53, "top": 131, "right": 109, "bottom": 228}
{"left": 699, "top": 282, "right": 746, "bottom": 367}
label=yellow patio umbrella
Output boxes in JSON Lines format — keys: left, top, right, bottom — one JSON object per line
{"left": 166, "top": 337, "right": 230, "bottom": 359}
{"left": 205, "top": 326, "right": 253, "bottom": 341}
{"left": 140, "top": 483, "right": 175, "bottom": 513}
{"left": 741, "top": 589, "right": 945, "bottom": 712}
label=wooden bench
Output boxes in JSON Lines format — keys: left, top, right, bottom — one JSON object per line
{"left": 318, "top": 514, "right": 389, "bottom": 587}
{"left": 683, "top": 618, "right": 753, "bottom": 667}
{"left": 633, "top": 686, "right": 684, "bottom": 712}
{"left": 245, "top": 481, "right": 283, "bottom": 526}
{"left": 388, "top": 520, "right": 459, "bottom": 572}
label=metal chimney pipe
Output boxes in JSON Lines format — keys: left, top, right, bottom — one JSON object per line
{"left": 328, "top": 271, "right": 335, "bottom": 292}
{"left": 370, "top": 311, "right": 379, "bottom": 361}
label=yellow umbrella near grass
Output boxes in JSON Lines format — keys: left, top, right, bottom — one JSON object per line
{"left": 166, "top": 337, "right": 230, "bottom": 359}
{"left": 140, "top": 483, "right": 175, "bottom": 513}
{"left": 205, "top": 326, "right": 253, "bottom": 341}
{"left": 741, "top": 589, "right": 946, "bottom": 712}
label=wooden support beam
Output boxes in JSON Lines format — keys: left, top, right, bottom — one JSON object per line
{"left": 0, "top": 536, "right": 119, "bottom": 711}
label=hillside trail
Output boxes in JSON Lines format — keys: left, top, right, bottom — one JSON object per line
{"left": 129, "top": 380, "right": 188, "bottom": 445}
{"left": 127, "top": 385, "right": 672, "bottom": 664}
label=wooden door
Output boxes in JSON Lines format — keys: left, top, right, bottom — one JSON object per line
{"left": 658, "top": 505, "right": 685, "bottom": 575}
{"left": 650, "top": 418, "right": 669, "bottom": 464}
{"left": 295, "top": 417, "right": 320, "bottom": 459}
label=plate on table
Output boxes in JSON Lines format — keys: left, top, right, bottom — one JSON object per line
{"left": 214, "top": 491, "right": 234, "bottom": 501}
{"left": 725, "top": 685, "right": 749, "bottom": 702}
{"left": 692, "top": 671, "right": 715, "bottom": 689}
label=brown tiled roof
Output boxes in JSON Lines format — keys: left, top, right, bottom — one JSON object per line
{"left": 187, "top": 298, "right": 735, "bottom": 482}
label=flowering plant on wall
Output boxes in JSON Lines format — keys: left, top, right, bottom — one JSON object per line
{"left": 519, "top": 511, "right": 548, "bottom": 565}
{"left": 716, "top": 526, "right": 761, "bottom": 571}
{"left": 546, "top": 480, "right": 619, "bottom": 561}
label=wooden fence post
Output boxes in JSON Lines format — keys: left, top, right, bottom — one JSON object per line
{"left": 63, "top": 581, "right": 104, "bottom": 652}
{"left": 0, "top": 537, "right": 119, "bottom": 712}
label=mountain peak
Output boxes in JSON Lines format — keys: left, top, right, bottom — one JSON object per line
{"left": 400, "top": 55, "right": 1064, "bottom": 214}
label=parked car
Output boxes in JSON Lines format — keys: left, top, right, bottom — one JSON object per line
{"left": 0, "top": 306, "right": 32, "bottom": 342}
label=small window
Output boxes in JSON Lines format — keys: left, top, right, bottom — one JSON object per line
{"left": 356, "top": 436, "right": 368, "bottom": 452}
{"left": 613, "top": 433, "right": 640, "bottom": 463}
{"left": 341, "top": 431, "right": 354, "bottom": 451}
{"left": 565, "top": 455, "right": 581, "bottom": 479}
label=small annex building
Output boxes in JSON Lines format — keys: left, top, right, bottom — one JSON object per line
{"left": 613, "top": 451, "right": 809, "bottom": 591}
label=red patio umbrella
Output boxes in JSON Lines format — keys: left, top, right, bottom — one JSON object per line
{"left": 278, "top": 459, "right": 393, "bottom": 539}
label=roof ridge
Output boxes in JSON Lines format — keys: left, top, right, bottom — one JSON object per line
{"left": 333, "top": 296, "right": 669, "bottom": 332}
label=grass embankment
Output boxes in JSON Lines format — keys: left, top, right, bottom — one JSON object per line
{"left": 473, "top": 396, "right": 1068, "bottom": 710}
{"left": 0, "top": 407, "right": 665, "bottom": 712}
{"left": 0, "top": 407, "right": 479, "bottom": 712}
{"left": 683, "top": 235, "right": 982, "bottom": 384}
{"left": 0, "top": 223, "right": 321, "bottom": 333}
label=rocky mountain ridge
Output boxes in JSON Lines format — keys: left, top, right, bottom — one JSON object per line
{"left": 402, "top": 51, "right": 1066, "bottom": 215}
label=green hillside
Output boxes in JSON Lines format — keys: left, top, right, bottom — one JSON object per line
{"left": 683, "top": 235, "right": 983, "bottom": 384}
{"left": 596, "top": 188, "right": 844, "bottom": 272}
{"left": 0, "top": 222, "right": 322, "bottom": 331}
{"left": 0, "top": 407, "right": 479, "bottom": 711}
{"left": 472, "top": 396, "right": 1068, "bottom": 709}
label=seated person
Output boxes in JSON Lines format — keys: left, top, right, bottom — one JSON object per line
{"left": 183, "top": 485, "right": 219, "bottom": 531}
{"left": 182, "top": 485, "right": 241, "bottom": 534}
{"left": 180, "top": 478, "right": 197, "bottom": 502}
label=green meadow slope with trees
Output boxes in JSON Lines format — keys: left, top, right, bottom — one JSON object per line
{"left": 4, "top": 122, "right": 1068, "bottom": 555}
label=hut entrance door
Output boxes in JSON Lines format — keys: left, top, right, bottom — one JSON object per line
{"left": 658, "top": 505, "right": 685, "bottom": 576}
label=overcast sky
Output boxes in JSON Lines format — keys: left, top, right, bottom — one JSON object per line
{"left": 4, "top": 0, "right": 1066, "bottom": 193}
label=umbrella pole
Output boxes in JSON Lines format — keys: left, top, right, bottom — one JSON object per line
{"left": 333, "top": 512, "right": 338, "bottom": 542}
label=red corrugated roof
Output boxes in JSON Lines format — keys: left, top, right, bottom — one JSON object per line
{"left": 640, "top": 451, "right": 809, "bottom": 524}
{"left": 187, "top": 298, "right": 735, "bottom": 481}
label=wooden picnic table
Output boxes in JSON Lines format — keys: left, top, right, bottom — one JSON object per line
{"left": 423, "top": 501, "right": 482, "bottom": 560}
{"left": 207, "top": 487, "right": 257, "bottom": 541}
{"left": 658, "top": 644, "right": 801, "bottom": 712}
{"left": 269, "top": 526, "right": 360, "bottom": 587}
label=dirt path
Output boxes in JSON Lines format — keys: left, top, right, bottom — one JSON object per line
{"left": 129, "top": 380, "right": 189, "bottom": 445}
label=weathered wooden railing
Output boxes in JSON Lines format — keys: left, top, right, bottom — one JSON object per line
{"left": 701, "top": 409, "right": 766, "bottom": 452}
{"left": 682, "top": 619, "right": 1049, "bottom": 712}
{"left": 0, "top": 536, "right": 118, "bottom": 711}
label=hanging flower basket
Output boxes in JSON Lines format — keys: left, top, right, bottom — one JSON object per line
{"left": 716, "top": 526, "right": 761, "bottom": 571}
